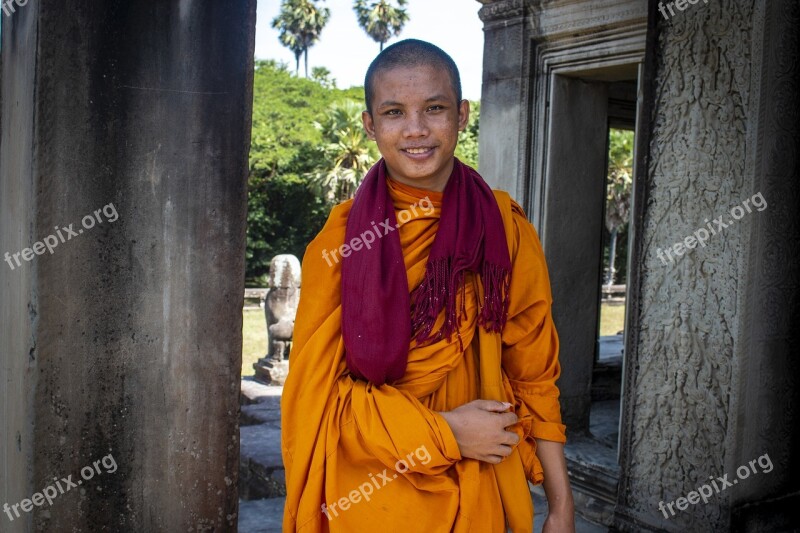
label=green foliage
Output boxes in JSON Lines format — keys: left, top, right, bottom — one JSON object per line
{"left": 605, "top": 128, "right": 634, "bottom": 233}
{"left": 272, "top": 0, "right": 331, "bottom": 77}
{"left": 311, "top": 66, "right": 336, "bottom": 89}
{"left": 247, "top": 60, "right": 365, "bottom": 282}
{"left": 247, "top": 172, "right": 329, "bottom": 285}
{"left": 353, "top": 0, "right": 409, "bottom": 51}
{"left": 249, "top": 59, "right": 363, "bottom": 175}
{"left": 603, "top": 128, "right": 635, "bottom": 285}
{"left": 455, "top": 100, "right": 480, "bottom": 169}
{"left": 309, "top": 100, "right": 380, "bottom": 203}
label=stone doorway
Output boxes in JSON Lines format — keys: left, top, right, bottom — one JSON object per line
{"left": 542, "top": 65, "right": 642, "bottom": 527}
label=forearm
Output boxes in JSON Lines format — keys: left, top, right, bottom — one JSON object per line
{"left": 535, "top": 439, "right": 574, "bottom": 514}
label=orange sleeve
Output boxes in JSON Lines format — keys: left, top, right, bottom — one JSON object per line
{"left": 500, "top": 201, "right": 566, "bottom": 445}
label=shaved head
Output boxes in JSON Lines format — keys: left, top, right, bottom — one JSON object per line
{"left": 364, "top": 39, "right": 462, "bottom": 115}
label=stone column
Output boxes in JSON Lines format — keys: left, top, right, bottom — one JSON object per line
{"left": 0, "top": 1, "right": 256, "bottom": 530}
{"left": 476, "top": 0, "right": 532, "bottom": 203}
{"left": 615, "top": 0, "right": 800, "bottom": 530}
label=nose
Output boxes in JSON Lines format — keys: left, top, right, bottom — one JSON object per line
{"left": 403, "top": 110, "right": 429, "bottom": 138}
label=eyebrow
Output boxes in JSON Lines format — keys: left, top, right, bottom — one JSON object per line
{"left": 377, "top": 95, "right": 451, "bottom": 109}
{"left": 425, "top": 94, "right": 450, "bottom": 103}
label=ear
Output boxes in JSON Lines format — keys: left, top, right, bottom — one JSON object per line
{"left": 362, "top": 110, "right": 377, "bottom": 140}
{"left": 457, "top": 100, "right": 470, "bottom": 132}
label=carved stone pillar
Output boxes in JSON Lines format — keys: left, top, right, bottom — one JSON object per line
{"left": 615, "top": 0, "right": 800, "bottom": 530}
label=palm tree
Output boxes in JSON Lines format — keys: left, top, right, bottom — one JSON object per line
{"left": 272, "top": 0, "right": 331, "bottom": 77}
{"left": 274, "top": 22, "right": 304, "bottom": 75}
{"left": 309, "top": 100, "right": 379, "bottom": 203}
{"left": 604, "top": 128, "right": 634, "bottom": 286}
{"left": 353, "top": 0, "right": 409, "bottom": 51}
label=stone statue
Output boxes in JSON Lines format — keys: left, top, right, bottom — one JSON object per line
{"left": 253, "top": 254, "right": 301, "bottom": 385}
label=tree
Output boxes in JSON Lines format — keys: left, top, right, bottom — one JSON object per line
{"left": 272, "top": 0, "right": 331, "bottom": 77}
{"left": 311, "top": 66, "right": 337, "bottom": 89}
{"left": 455, "top": 100, "right": 480, "bottom": 169}
{"left": 272, "top": 14, "right": 304, "bottom": 75}
{"left": 353, "top": 0, "right": 409, "bottom": 51}
{"left": 246, "top": 60, "right": 364, "bottom": 282}
{"left": 310, "top": 100, "right": 379, "bottom": 203}
{"left": 604, "top": 128, "right": 634, "bottom": 285}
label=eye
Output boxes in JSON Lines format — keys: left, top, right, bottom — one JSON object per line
{"left": 384, "top": 109, "right": 402, "bottom": 116}
{"left": 428, "top": 105, "right": 445, "bottom": 111}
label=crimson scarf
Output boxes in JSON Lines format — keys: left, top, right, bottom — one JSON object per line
{"left": 341, "top": 157, "right": 511, "bottom": 386}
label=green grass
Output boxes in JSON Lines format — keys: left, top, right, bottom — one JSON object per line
{"left": 599, "top": 302, "right": 626, "bottom": 337}
{"left": 242, "top": 309, "right": 267, "bottom": 377}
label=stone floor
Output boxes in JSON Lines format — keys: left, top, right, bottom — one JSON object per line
{"left": 238, "top": 492, "right": 607, "bottom": 533}
{"left": 239, "top": 498, "right": 284, "bottom": 533}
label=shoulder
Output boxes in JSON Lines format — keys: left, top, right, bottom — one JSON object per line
{"left": 308, "top": 198, "right": 353, "bottom": 247}
{"left": 301, "top": 199, "right": 353, "bottom": 273}
{"left": 491, "top": 189, "right": 545, "bottom": 261}
{"left": 491, "top": 189, "right": 533, "bottom": 233}
{"left": 324, "top": 198, "right": 354, "bottom": 230}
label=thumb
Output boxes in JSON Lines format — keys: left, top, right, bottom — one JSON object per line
{"left": 475, "top": 400, "right": 512, "bottom": 412}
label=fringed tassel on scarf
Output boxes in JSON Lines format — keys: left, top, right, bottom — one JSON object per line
{"left": 411, "top": 257, "right": 511, "bottom": 347}
{"left": 478, "top": 261, "right": 511, "bottom": 333}
{"left": 410, "top": 257, "right": 456, "bottom": 345}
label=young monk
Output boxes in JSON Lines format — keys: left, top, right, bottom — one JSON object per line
{"left": 281, "top": 39, "right": 575, "bottom": 532}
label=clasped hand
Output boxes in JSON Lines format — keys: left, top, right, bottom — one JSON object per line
{"left": 438, "top": 400, "right": 520, "bottom": 464}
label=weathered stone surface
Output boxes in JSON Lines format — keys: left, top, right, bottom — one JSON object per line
{"left": 477, "top": 0, "right": 531, "bottom": 200}
{"left": 238, "top": 497, "right": 285, "bottom": 533}
{"left": 616, "top": 0, "right": 800, "bottom": 531}
{"left": 241, "top": 395, "right": 282, "bottom": 427}
{"left": 239, "top": 424, "right": 286, "bottom": 500}
{"left": 0, "top": 2, "right": 257, "bottom": 531}
{"left": 478, "top": 1, "right": 799, "bottom": 531}
{"left": 241, "top": 378, "right": 283, "bottom": 405}
{"left": 239, "top": 380, "right": 285, "bottom": 500}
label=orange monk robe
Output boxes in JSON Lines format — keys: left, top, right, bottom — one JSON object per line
{"left": 281, "top": 178, "right": 566, "bottom": 532}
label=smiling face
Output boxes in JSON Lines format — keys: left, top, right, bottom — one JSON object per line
{"left": 362, "top": 65, "right": 469, "bottom": 192}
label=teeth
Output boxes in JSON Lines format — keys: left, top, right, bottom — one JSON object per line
{"left": 406, "top": 148, "right": 431, "bottom": 154}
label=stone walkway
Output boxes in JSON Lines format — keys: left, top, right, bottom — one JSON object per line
{"left": 238, "top": 493, "right": 606, "bottom": 533}
{"left": 238, "top": 378, "right": 607, "bottom": 532}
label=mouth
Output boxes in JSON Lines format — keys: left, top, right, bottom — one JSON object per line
{"left": 401, "top": 146, "right": 436, "bottom": 159}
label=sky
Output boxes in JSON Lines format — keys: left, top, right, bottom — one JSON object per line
{"left": 255, "top": 0, "right": 486, "bottom": 100}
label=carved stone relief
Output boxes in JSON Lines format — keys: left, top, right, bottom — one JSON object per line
{"left": 478, "top": 0, "right": 524, "bottom": 23}
{"left": 624, "top": 0, "right": 756, "bottom": 529}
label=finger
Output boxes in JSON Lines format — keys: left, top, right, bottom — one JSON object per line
{"left": 483, "top": 455, "right": 504, "bottom": 464}
{"left": 502, "top": 431, "right": 520, "bottom": 446}
{"left": 499, "top": 412, "right": 519, "bottom": 427}
{"left": 491, "top": 444, "right": 513, "bottom": 457}
{"left": 474, "top": 400, "right": 512, "bottom": 412}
